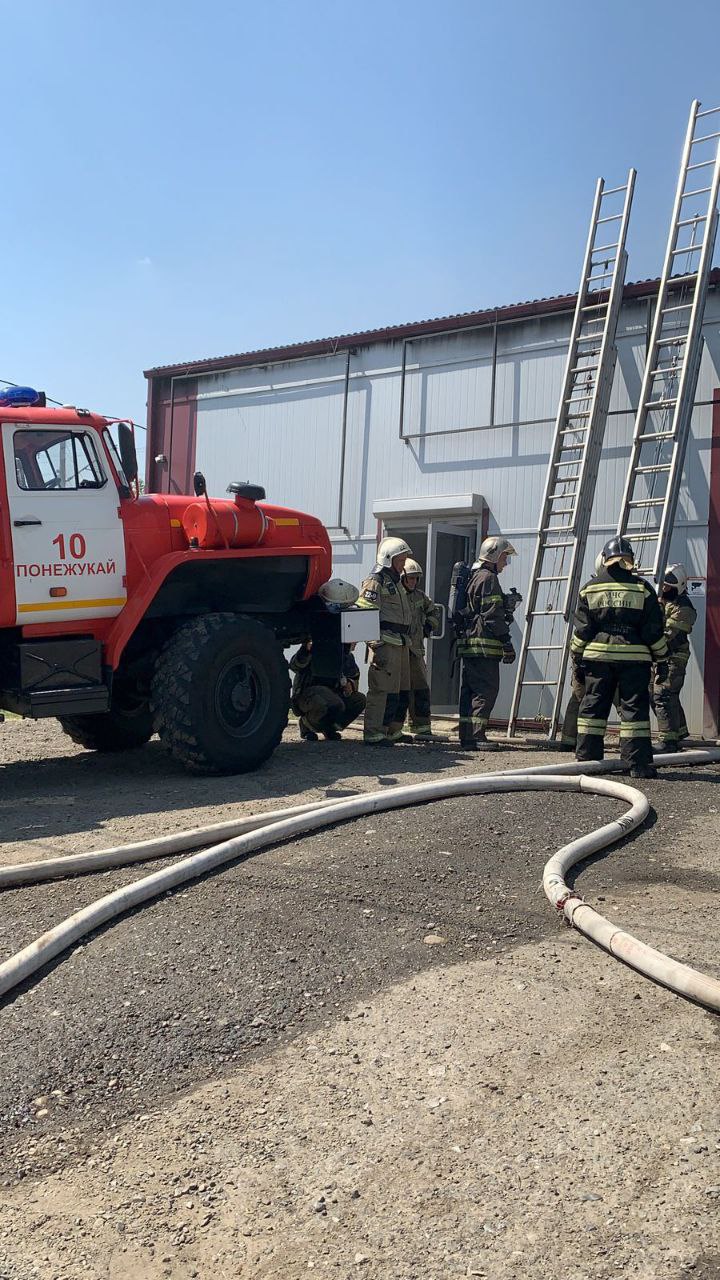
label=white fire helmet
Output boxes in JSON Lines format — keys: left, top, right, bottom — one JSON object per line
{"left": 376, "top": 537, "right": 412, "bottom": 569}
{"left": 663, "top": 563, "right": 688, "bottom": 594}
{"left": 318, "top": 578, "right": 360, "bottom": 607}
{"left": 473, "top": 536, "right": 517, "bottom": 569}
{"left": 401, "top": 558, "right": 423, "bottom": 579}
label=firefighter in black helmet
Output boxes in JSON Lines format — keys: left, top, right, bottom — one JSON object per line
{"left": 570, "top": 535, "right": 668, "bottom": 778}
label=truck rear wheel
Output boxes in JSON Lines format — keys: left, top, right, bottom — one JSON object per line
{"left": 59, "top": 688, "right": 154, "bottom": 753}
{"left": 151, "top": 613, "right": 289, "bottom": 775}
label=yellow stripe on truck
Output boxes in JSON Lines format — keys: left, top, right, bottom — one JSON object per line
{"left": 18, "top": 597, "right": 127, "bottom": 613}
{"left": 273, "top": 518, "right": 300, "bottom": 526}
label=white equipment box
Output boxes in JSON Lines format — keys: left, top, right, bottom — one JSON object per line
{"left": 340, "top": 609, "right": 380, "bottom": 643}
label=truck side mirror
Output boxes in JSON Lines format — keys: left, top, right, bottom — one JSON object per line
{"left": 118, "top": 422, "right": 139, "bottom": 484}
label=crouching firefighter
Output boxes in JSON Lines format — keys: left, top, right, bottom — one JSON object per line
{"left": 570, "top": 536, "right": 668, "bottom": 779}
{"left": 356, "top": 537, "right": 413, "bottom": 743}
{"left": 454, "top": 536, "right": 518, "bottom": 751}
{"left": 651, "top": 563, "right": 697, "bottom": 752}
{"left": 290, "top": 640, "right": 366, "bottom": 741}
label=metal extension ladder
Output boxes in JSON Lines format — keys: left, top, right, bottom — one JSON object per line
{"left": 507, "top": 171, "right": 636, "bottom": 739}
{"left": 617, "top": 99, "right": 720, "bottom": 580}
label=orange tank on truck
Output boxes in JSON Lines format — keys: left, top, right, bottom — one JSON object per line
{"left": 0, "top": 390, "right": 372, "bottom": 776}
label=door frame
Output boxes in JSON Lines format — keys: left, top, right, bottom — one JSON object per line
{"left": 382, "top": 515, "right": 482, "bottom": 713}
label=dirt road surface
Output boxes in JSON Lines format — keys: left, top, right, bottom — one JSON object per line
{"left": 0, "top": 720, "right": 718, "bottom": 1280}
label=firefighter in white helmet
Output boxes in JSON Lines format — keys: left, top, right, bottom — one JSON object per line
{"left": 456, "top": 535, "right": 517, "bottom": 751}
{"left": 651, "top": 563, "right": 697, "bottom": 752}
{"left": 356, "top": 537, "right": 414, "bottom": 743}
{"left": 390, "top": 558, "right": 442, "bottom": 740}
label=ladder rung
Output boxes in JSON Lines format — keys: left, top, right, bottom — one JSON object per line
{"left": 696, "top": 106, "right": 720, "bottom": 118}
{"left": 548, "top": 493, "right": 577, "bottom": 504}
{"left": 686, "top": 160, "right": 715, "bottom": 172}
{"left": 570, "top": 355, "right": 601, "bottom": 367}
{"left": 656, "top": 334, "right": 688, "bottom": 346}
{"left": 601, "top": 183, "right": 630, "bottom": 195}
{"left": 596, "top": 213, "right": 622, "bottom": 224}
{"left": 665, "top": 272, "right": 698, "bottom": 286}
{"left": 540, "top": 539, "right": 574, "bottom": 548}
{"left": 677, "top": 214, "right": 708, "bottom": 227}
{"left": 692, "top": 131, "right": 720, "bottom": 143}
{"left": 526, "top": 645, "right": 565, "bottom": 652}
{"left": 627, "top": 497, "right": 665, "bottom": 507}
{"left": 635, "top": 463, "right": 671, "bottom": 474}
{"left": 670, "top": 242, "right": 703, "bottom": 253}
{"left": 681, "top": 186, "right": 711, "bottom": 198}
{"left": 636, "top": 431, "right": 675, "bottom": 442}
{"left": 649, "top": 366, "right": 681, "bottom": 377}
{"left": 559, "top": 425, "right": 589, "bottom": 435}
{"left": 621, "top": 532, "right": 659, "bottom": 541}
{"left": 535, "top": 575, "right": 570, "bottom": 583}
{"left": 582, "top": 303, "right": 608, "bottom": 313}
{"left": 592, "top": 242, "right": 619, "bottom": 254}
{"left": 520, "top": 680, "right": 562, "bottom": 687}
{"left": 661, "top": 302, "right": 692, "bottom": 313}
{"left": 645, "top": 397, "right": 678, "bottom": 408}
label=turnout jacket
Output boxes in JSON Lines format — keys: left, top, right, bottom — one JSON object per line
{"left": 456, "top": 564, "right": 512, "bottom": 660}
{"left": 571, "top": 565, "right": 668, "bottom": 665}
{"left": 356, "top": 565, "right": 413, "bottom": 646}
{"left": 661, "top": 591, "right": 697, "bottom": 665}
{"left": 405, "top": 587, "right": 442, "bottom": 657}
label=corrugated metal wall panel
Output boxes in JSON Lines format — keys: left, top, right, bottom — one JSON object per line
{"left": 192, "top": 291, "right": 720, "bottom": 733}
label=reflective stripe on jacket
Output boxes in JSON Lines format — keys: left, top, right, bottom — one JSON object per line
{"left": 456, "top": 564, "right": 511, "bottom": 660}
{"left": 570, "top": 566, "right": 667, "bottom": 664}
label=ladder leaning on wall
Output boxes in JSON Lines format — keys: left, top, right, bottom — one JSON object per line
{"left": 616, "top": 99, "right": 720, "bottom": 582}
{"left": 507, "top": 170, "right": 636, "bottom": 740}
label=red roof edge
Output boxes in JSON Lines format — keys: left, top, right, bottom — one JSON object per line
{"left": 143, "top": 270, "right": 720, "bottom": 381}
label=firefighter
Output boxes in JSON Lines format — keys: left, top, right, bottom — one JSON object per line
{"left": 396, "top": 558, "right": 442, "bottom": 740}
{"left": 456, "top": 535, "right": 517, "bottom": 751}
{"left": 356, "top": 537, "right": 413, "bottom": 743}
{"left": 559, "top": 554, "right": 613, "bottom": 750}
{"left": 651, "top": 563, "right": 697, "bottom": 752}
{"left": 571, "top": 535, "right": 668, "bottom": 778}
{"left": 289, "top": 639, "right": 366, "bottom": 741}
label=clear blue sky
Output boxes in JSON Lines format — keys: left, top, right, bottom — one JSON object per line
{"left": 1, "top": 0, "right": 719, "bottom": 445}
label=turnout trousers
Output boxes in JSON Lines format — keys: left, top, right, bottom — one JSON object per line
{"left": 387, "top": 651, "right": 431, "bottom": 736}
{"left": 364, "top": 642, "right": 410, "bottom": 741}
{"left": 297, "top": 685, "right": 366, "bottom": 736}
{"left": 458, "top": 656, "right": 500, "bottom": 745}
{"left": 576, "top": 660, "right": 652, "bottom": 768}
{"left": 561, "top": 670, "right": 620, "bottom": 748}
{"left": 407, "top": 651, "right": 432, "bottom": 736}
{"left": 651, "top": 656, "right": 690, "bottom": 745}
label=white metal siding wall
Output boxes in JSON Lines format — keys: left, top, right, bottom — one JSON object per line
{"left": 194, "top": 291, "right": 720, "bottom": 734}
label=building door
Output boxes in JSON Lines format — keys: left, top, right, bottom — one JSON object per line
{"left": 426, "top": 522, "right": 474, "bottom": 713}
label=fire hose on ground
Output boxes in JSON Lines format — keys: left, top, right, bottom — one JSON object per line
{"left": 0, "top": 750, "right": 719, "bottom": 1010}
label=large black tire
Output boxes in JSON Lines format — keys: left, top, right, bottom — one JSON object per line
{"left": 151, "top": 613, "right": 289, "bottom": 775}
{"left": 59, "top": 689, "right": 154, "bottom": 753}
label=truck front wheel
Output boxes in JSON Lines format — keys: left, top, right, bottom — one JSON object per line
{"left": 59, "top": 686, "right": 154, "bottom": 753}
{"left": 151, "top": 613, "right": 289, "bottom": 775}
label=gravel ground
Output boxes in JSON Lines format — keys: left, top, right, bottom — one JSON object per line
{"left": 0, "top": 720, "right": 719, "bottom": 1279}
